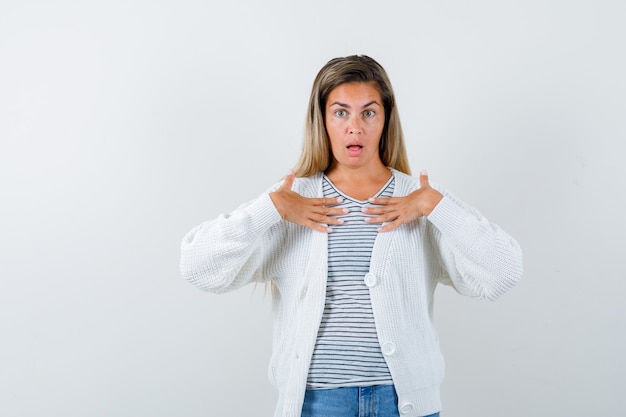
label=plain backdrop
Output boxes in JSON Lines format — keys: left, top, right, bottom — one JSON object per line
{"left": 1, "top": 1, "right": 624, "bottom": 416}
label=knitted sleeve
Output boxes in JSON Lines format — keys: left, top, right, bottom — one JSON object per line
{"left": 426, "top": 187, "right": 523, "bottom": 300}
{"left": 179, "top": 188, "right": 284, "bottom": 294}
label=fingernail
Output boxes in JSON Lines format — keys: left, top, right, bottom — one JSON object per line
{"left": 361, "top": 207, "right": 368, "bottom": 213}
{"left": 368, "top": 198, "right": 375, "bottom": 203}
{"left": 342, "top": 208, "right": 349, "bottom": 214}
{"left": 337, "top": 219, "right": 344, "bottom": 224}
{"left": 336, "top": 197, "right": 344, "bottom": 203}
{"left": 420, "top": 169, "right": 428, "bottom": 176}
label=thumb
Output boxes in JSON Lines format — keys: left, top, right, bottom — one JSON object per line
{"left": 419, "top": 169, "right": 431, "bottom": 189}
{"left": 280, "top": 169, "right": 295, "bottom": 191}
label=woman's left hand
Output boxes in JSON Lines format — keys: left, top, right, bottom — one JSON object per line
{"left": 363, "top": 170, "right": 444, "bottom": 233}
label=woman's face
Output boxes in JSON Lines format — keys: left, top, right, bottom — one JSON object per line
{"left": 324, "top": 82, "right": 385, "bottom": 172}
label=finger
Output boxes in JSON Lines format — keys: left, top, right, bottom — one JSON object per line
{"left": 323, "top": 215, "right": 345, "bottom": 226}
{"left": 365, "top": 212, "right": 398, "bottom": 225}
{"left": 322, "top": 207, "right": 349, "bottom": 217}
{"left": 378, "top": 221, "right": 401, "bottom": 233}
{"left": 361, "top": 205, "right": 387, "bottom": 215}
{"left": 364, "top": 216, "right": 384, "bottom": 225}
{"left": 306, "top": 220, "right": 332, "bottom": 234}
{"left": 303, "top": 199, "right": 345, "bottom": 211}
{"left": 419, "top": 169, "right": 430, "bottom": 189}
{"left": 367, "top": 196, "right": 395, "bottom": 206}
{"left": 280, "top": 170, "right": 295, "bottom": 191}
{"left": 311, "top": 197, "right": 344, "bottom": 207}
{"left": 304, "top": 197, "right": 335, "bottom": 206}
{"left": 311, "top": 210, "right": 346, "bottom": 224}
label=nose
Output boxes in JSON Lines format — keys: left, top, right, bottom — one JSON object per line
{"left": 349, "top": 116, "right": 362, "bottom": 134}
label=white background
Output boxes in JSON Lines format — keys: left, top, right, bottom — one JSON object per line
{"left": 1, "top": 1, "right": 624, "bottom": 416}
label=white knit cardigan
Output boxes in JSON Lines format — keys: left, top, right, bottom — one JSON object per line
{"left": 180, "top": 169, "right": 523, "bottom": 417}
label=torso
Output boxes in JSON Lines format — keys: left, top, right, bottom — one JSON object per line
{"left": 306, "top": 174, "right": 396, "bottom": 389}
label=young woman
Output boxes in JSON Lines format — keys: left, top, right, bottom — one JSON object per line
{"left": 180, "top": 55, "right": 523, "bottom": 417}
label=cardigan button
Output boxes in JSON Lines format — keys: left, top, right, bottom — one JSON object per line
{"left": 381, "top": 342, "right": 396, "bottom": 356}
{"left": 364, "top": 273, "right": 377, "bottom": 287}
{"left": 399, "top": 402, "right": 414, "bottom": 414}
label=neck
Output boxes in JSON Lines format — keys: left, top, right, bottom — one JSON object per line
{"left": 325, "top": 162, "right": 391, "bottom": 186}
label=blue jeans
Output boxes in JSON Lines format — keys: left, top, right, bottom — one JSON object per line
{"left": 301, "top": 385, "right": 440, "bottom": 417}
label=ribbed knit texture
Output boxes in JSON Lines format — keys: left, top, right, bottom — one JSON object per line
{"left": 180, "top": 169, "right": 523, "bottom": 417}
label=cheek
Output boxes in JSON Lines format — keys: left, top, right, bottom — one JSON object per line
{"left": 326, "top": 116, "right": 342, "bottom": 129}
{"left": 328, "top": 133, "right": 342, "bottom": 152}
{"left": 325, "top": 121, "right": 342, "bottom": 141}
{"left": 375, "top": 118, "right": 386, "bottom": 134}
{"left": 364, "top": 119, "right": 384, "bottom": 138}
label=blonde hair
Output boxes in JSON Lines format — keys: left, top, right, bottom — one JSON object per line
{"left": 293, "top": 55, "right": 411, "bottom": 177}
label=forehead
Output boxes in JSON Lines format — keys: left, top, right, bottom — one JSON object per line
{"left": 327, "top": 82, "right": 382, "bottom": 105}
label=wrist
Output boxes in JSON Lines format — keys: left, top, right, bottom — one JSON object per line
{"left": 421, "top": 189, "right": 443, "bottom": 216}
{"left": 269, "top": 192, "right": 285, "bottom": 219}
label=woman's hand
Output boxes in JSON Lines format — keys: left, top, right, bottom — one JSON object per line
{"left": 270, "top": 171, "right": 347, "bottom": 233}
{"left": 363, "top": 170, "right": 443, "bottom": 233}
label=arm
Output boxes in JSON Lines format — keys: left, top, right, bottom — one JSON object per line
{"left": 179, "top": 191, "right": 283, "bottom": 294}
{"left": 426, "top": 188, "right": 523, "bottom": 300}
{"left": 366, "top": 171, "right": 523, "bottom": 300}
{"left": 180, "top": 173, "right": 346, "bottom": 293}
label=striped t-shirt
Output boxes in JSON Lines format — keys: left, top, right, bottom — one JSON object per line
{"left": 306, "top": 174, "right": 395, "bottom": 389}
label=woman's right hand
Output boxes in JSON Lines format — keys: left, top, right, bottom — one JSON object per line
{"left": 269, "top": 171, "right": 347, "bottom": 233}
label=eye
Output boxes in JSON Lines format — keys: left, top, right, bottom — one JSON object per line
{"left": 334, "top": 109, "right": 346, "bottom": 117}
{"left": 363, "top": 109, "right": 375, "bottom": 118}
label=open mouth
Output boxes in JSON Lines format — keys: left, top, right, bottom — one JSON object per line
{"left": 346, "top": 144, "right": 363, "bottom": 156}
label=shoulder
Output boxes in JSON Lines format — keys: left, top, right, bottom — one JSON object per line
{"left": 294, "top": 171, "right": 323, "bottom": 186}
{"left": 390, "top": 169, "right": 420, "bottom": 193}
{"left": 391, "top": 169, "right": 418, "bottom": 184}
{"left": 266, "top": 172, "right": 323, "bottom": 197}
{"left": 391, "top": 168, "right": 450, "bottom": 195}
{"left": 293, "top": 172, "right": 324, "bottom": 197}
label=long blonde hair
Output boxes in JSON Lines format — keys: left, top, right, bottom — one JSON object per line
{"left": 293, "top": 55, "right": 411, "bottom": 177}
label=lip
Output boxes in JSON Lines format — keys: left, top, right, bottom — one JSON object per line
{"left": 346, "top": 144, "right": 363, "bottom": 157}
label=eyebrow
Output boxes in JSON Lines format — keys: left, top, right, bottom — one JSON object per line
{"left": 328, "top": 100, "right": 381, "bottom": 109}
